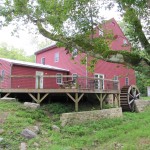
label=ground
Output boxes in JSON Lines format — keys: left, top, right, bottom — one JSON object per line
{"left": 0, "top": 98, "right": 150, "bottom": 150}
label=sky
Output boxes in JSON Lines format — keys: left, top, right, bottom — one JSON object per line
{"left": 0, "top": 3, "right": 121, "bottom": 56}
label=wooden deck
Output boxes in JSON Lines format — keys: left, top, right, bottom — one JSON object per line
{"left": 0, "top": 75, "right": 120, "bottom": 111}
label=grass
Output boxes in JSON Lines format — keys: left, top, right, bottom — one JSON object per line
{"left": 0, "top": 100, "right": 150, "bottom": 149}
{"left": 141, "top": 97, "right": 150, "bottom": 100}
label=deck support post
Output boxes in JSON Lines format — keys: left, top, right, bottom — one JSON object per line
{"left": 28, "top": 93, "right": 49, "bottom": 104}
{"left": 66, "top": 93, "right": 84, "bottom": 112}
{"left": 37, "top": 93, "right": 40, "bottom": 104}
{"left": 96, "top": 93, "right": 106, "bottom": 110}
{"left": 114, "top": 93, "right": 120, "bottom": 107}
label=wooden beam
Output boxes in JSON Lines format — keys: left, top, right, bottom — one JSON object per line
{"left": 28, "top": 93, "right": 38, "bottom": 103}
{"left": 3, "top": 93, "right": 10, "bottom": 98}
{"left": 75, "top": 93, "right": 78, "bottom": 112}
{"left": 96, "top": 93, "right": 107, "bottom": 109}
{"left": 114, "top": 94, "right": 120, "bottom": 107}
{"left": 78, "top": 93, "right": 84, "bottom": 102}
{"left": 39, "top": 93, "right": 49, "bottom": 103}
{"left": 37, "top": 93, "right": 40, "bottom": 104}
{"left": 66, "top": 93, "right": 76, "bottom": 102}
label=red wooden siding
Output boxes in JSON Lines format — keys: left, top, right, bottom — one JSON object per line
{"left": 0, "top": 59, "right": 11, "bottom": 88}
{"left": 35, "top": 18, "right": 136, "bottom": 88}
{"left": 11, "top": 65, "right": 68, "bottom": 89}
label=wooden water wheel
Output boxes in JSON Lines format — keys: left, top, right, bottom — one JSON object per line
{"left": 120, "top": 85, "right": 140, "bottom": 111}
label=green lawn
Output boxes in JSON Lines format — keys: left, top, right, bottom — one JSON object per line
{"left": 0, "top": 100, "right": 150, "bottom": 150}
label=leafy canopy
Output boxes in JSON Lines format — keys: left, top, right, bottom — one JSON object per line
{"left": 0, "top": 0, "right": 150, "bottom": 73}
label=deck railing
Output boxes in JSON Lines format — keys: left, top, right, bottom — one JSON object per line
{"left": 0, "top": 75, "right": 120, "bottom": 91}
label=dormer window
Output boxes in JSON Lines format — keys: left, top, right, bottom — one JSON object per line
{"left": 41, "top": 57, "right": 45, "bottom": 65}
{"left": 99, "top": 30, "right": 104, "bottom": 36}
{"left": 123, "top": 39, "right": 128, "bottom": 45}
{"left": 72, "top": 49, "right": 78, "bottom": 57}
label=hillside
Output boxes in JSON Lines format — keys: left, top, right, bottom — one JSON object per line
{"left": 0, "top": 100, "right": 150, "bottom": 150}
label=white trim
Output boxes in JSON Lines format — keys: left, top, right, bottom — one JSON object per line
{"left": 56, "top": 73, "right": 63, "bottom": 84}
{"left": 94, "top": 73, "right": 104, "bottom": 89}
{"left": 35, "top": 71, "right": 44, "bottom": 89}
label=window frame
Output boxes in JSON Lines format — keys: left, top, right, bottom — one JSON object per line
{"left": 56, "top": 73, "right": 62, "bottom": 84}
{"left": 72, "top": 49, "right": 78, "bottom": 57}
{"left": 72, "top": 73, "right": 78, "bottom": 82}
{"left": 41, "top": 57, "right": 45, "bottom": 65}
{"left": 54, "top": 52, "right": 59, "bottom": 62}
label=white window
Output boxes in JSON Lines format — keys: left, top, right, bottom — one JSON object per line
{"left": 56, "top": 73, "right": 62, "bottom": 84}
{"left": 94, "top": 74, "right": 104, "bottom": 89}
{"left": 1, "top": 70, "right": 4, "bottom": 81}
{"left": 125, "top": 77, "right": 129, "bottom": 86}
{"left": 72, "top": 73, "right": 78, "bottom": 82}
{"left": 41, "top": 57, "right": 45, "bottom": 65}
{"left": 72, "top": 49, "right": 78, "bottom": 57}
{"left": 123, "top": 39, "right": 128, "bottom": 45}
{"left": 114, "top": 76, "right": 118, "bottom": 81}
{"left": 99, "top": 30, "right": 104, "bottom": 36}
{"left": 54, "top": 52, "right": 59, "bottom": 62}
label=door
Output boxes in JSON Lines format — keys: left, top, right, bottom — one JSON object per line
{"left": 36, "top": 71, "right": 43, "bottom": 89}
{"left": 94, "top": 74, "right": 104, "bottom": 90}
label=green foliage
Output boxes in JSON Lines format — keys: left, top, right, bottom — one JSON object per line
{"left": 0, "top": 44, "right": 35, "bottom": 62}
{"left": 1, "top": 100, "right": 150, "bottom": 149}
{"left": 41, "top": 103, "right": 74, "bottom": 114}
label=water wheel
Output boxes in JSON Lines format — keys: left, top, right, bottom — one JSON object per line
{"left": 120, "top": 85, "right": 140, "bottom": 111}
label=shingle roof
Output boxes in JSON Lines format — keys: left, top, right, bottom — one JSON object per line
{"left": 0, "top": 58, "right": 69, "bottom": 72}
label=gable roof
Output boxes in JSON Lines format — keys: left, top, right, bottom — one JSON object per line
{"left": 35, "top": 43, "right": 57, "bottom": 55}
{"left": 0, "top": 58, "right": 69, "bottom": 72}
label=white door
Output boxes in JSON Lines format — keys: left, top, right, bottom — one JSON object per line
{"left": 36, "top": 71, "right": 43, "bottom": 89}
{"left": 94, "top": 74, "right": 104, "bottom": 90}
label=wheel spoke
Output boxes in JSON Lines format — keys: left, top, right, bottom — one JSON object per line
{"left": 129, "top": 99, "right": 134, "bottom": 105}
{"left": 129, "top": 93, "right": 134, "bottom": 98}
{"left": 135, "top": 93, "right": 140, "bottom": 98}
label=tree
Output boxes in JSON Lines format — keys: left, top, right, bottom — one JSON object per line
{"left": 0, "top": 43, "right": 35, "bottom": 62}
{"left": 0, "top": 0, "right": 149, "bottom": 74}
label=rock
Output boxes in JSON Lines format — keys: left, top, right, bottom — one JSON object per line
{"left": 0, "top": 97, "right": 16, "bottom": 101}
{"left": 20, "top": 142, "right": 27, "bottom": 150}
{"left": 24, "top": 102, "right": 40, "bottom": 109}
{"left": 28, "top": 126, "right": 40, "bottom": 134}
{"left": 51, "top": 125, "right": 60, "bottom": 132}
{"left": 21, "top": 129, "right": 37, "bottom": 139}
{"left": 0, "top": 137, "right": 3, "bottom": 142}
{"left": 0, "top": 129, "right": 4, "bottom": 135}
{"left": 135, "top": 100, "right": 150, "bottom": 112}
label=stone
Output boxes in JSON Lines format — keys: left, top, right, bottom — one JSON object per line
{"left": 28, "top": 126, "right": 40, "bottom": 134}
{"left": 135, "top": 100, "right": 150, "bottom": 112}
{"left": 0, "top": 137, "right": 3, "bottom": 142}
{"left": 24, "top": 102, "right": 40, "bottom": 109}
{"left": 20, "top": 142, "right": 27, "bottom": 150}
{"left": 51, "top": 125, "right": 60, "bottom": 132}
{"left": 60, "top": 108, "right": 122, "bottom": 126}
{"left": 21, "top": 129, "right": 37, "bottom": 139}
{"left": 0, "top": 129, "right": 4, "bottom": 135}
{"left": 0, "top": 97, "right": 16, "bottom": 101}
